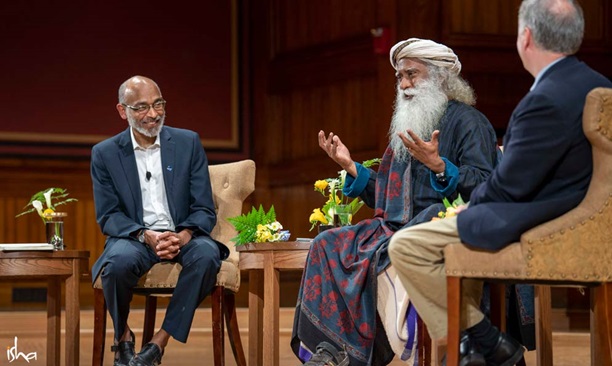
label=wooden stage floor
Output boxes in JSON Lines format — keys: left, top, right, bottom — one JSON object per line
{"left": 0, "top": 307, "right": 591, "bottom": 365}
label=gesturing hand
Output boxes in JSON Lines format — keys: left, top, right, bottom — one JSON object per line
{"left": 398, "top": 129, "right": 445, "bottom": 173}
{"left": 318, "top": 130, "right": 357, "bottom": 177}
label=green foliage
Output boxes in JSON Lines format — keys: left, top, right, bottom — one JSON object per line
{"left": 443, "top": 194, "right": 465, "bottom": 209}
{"left": 227, "top": 205, "right": 277, "bottom": 246}
{"left": 309, "top": 157, "right": 381, "bottom": 230}
{"left": 15, "top": 187, "right": 78, "bottom": 220}
{"left": 361, "top": 157, "right": 382, "bottom": 169}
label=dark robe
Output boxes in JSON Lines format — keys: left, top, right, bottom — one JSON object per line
{"left": 291, "top": 101, "right": 500, "bottom": 365}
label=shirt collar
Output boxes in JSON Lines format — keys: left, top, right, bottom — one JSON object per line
{"left": 530, "top": 56, "right": 566, "bottom": 91}
{"left": 130, "top": 127, "right": 160, "bottom": 150}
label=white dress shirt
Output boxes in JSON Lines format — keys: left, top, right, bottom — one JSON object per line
{"left": 130, "top": 128, "right": 175, "bottom": 231}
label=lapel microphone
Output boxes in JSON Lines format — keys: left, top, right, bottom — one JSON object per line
{"left": 146, "top": 171, "right": 152, "bottom": 182}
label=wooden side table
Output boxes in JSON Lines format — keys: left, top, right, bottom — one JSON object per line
{"left": 237, "top": 241, "right": 311, "bottom": 366}
{"left": 0, "top": 249, "right": 90, "bottom": 366}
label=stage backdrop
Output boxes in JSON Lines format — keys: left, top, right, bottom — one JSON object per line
{"left": 0, "top": 1, "right": 247, "bottom": 162}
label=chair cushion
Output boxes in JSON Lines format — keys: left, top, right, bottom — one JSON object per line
{"left": 444, "top": 242, "right": 529, "bottom": 280}
{"left": 93, "top": 259, "right": 240, "bottom": 293}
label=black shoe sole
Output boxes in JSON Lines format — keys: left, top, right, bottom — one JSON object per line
{"left": 495, "top": 346, "right": 525, "bottom": 366}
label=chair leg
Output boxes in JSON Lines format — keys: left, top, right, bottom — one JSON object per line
{"left": 92, "top": 288, "right": 107, "bottom": 366}
{"left": 591, "top": 282, "right": 612, "bottom": 366}
{"left": 447, "top": 276, "right": 462, "bottom": 366}
{"left": 535, "top": 285, "right": 553, "bottom": 366}
{"left": 489, "top": 283, "right": 506, "bottom": 332}
{"left": 224, "top": 290, "right": 247, "bottom": 366}
{"left": 142, "top": 295, "right": 158, "bottom": 347}
{"left": 417, "top": 316, "right": 431, "bottom": 366}
{"left": 212, "top": 285, "right": 225, "bottom": 366}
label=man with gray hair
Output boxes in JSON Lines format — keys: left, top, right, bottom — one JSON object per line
{"left": 389, "top": 1, "right": 612, "bottom": 365}
{"left": 292, "top": 38, "right": 499, "bottom": 365}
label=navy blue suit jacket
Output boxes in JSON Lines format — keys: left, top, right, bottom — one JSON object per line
{"left": 457, "top": 56, "right": 612, "bottom": 250}
{"left": 91, "top": 126, "right": 228, "bottom": 279}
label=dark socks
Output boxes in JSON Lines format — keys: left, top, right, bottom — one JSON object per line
{"left": 466, "top": 317, "right": 500, "bottom": 356}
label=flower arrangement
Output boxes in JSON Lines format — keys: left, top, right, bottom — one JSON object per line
{"left": 432, "top": 194, "right": 466, "bottom": 220}
{"left": 15, "top": 188, "right": 78, "bottom": 223}
{"left": 227, "top": 205, "right": 290, "bottom": 246}
{"left": 309, "top": 158, "right": 381, "bottom": 231}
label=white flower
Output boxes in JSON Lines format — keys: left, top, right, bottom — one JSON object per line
{"left": 44, "top": 188, "right": 54, "bottom": 209}
{"left": 268, "top": 221, "right": 282, "bottom": 231}
{"left": 339, "top": 170, "right": 347, "bottom": 187}
{"left": 32, "top": 200, "right": 44, "bottom": 216}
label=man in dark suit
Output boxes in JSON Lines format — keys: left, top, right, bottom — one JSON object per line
{"left": 91, "top": 76, "right": 228, "bottom": 366}
{"left": 388, "top": 0, "right": 612, "bottom": 365}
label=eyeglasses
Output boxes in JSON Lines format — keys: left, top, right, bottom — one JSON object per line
{"left": 122, "top": 100, "right": 166, "bottom": 114}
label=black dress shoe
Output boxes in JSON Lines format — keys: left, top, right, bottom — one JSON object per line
{"left": 441, "top": 332, "right": 486, "bottom": 366}
{"left": 129, "top": 342, "right": 163, "bottom": 366}
{"left": 484, "top": 332, "right": 525, "bottom": 366}
{"left": 111, "top": 330, "right": 135, "bottom": 366}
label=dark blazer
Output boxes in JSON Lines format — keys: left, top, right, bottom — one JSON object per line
{"left": 91, "top": 126, "right": 228, "bottom": 280}
{"left": 457, "top": 56, "right": 612, "bottom": 249}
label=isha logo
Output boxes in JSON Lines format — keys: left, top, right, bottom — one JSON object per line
{"left": 6, "top": 337, "right": 37, "bottom": 363}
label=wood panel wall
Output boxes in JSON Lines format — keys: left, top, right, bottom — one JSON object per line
{"left": 248, "top": 0, "right": 612, "bottom": 239}
{"left": 247, "top": 0, "right": 396, "bottom": 241}
{"left": 246, "top": 0, "right": 612, "bottom": 312}
{"left": 0, "top": 0, "right": 610, "bottom": 312}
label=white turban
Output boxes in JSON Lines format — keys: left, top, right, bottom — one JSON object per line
{"left": 389, "top": 38, "right": 461, "bottom": 75}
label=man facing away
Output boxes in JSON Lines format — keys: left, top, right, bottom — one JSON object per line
{"left": 292, "top": 38, "right": 500, "bottom": 366}
{"left": 91, "top": 76, "right": 228, "bottom": 366}
{"left": 389, "top": 0, "right": 612, "bottom": 365}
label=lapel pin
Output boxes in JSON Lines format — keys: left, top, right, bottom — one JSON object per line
{"left": 167, "top": 166, "right": 173, "bottom": 171}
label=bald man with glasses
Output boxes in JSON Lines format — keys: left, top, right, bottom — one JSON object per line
{"left": 91, "top": 75, "right": 227, "bottom": 366}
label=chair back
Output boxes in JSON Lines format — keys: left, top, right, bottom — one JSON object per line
{"left": 92, "top": 159, "right": 256, "bottom": 292}
{"left": 521, "top": 87, "right": 612, "bottom": 282}
{"left": 208, "top": 159, "right": 256, "bottom": 267}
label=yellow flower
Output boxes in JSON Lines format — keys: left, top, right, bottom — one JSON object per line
{"left": 43, "top": 208, "right": 55, "bottom": 219}
{"left": 255, "top": 225, "right": 273, "bottom": 243}
{"left": 326, "top": 194, "right": 341, "bottom": 205}
{"left": 314, "top": 180, "right": 328, "bottom": 194}
{"left": 309, "top": 158, "right": 380, "bottom": 231}
{"left": 433, "top": 195, "right": 466, "bottom": 221}
{"left": 309, "top": 208, "right": 328, "bottom": 224}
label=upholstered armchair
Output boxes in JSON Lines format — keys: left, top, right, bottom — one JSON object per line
{"left": 444, "top": 87, "right": 612, "bottom": 366}
{"left": 92, "top": 159, "right": 255, "bottom": 366}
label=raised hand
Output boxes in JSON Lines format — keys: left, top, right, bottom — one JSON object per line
{"left": 398, "top": 129, "right": 445, "bottom": 173}
{"left": 318, "top": 130, "right": 357, "bottom": 177}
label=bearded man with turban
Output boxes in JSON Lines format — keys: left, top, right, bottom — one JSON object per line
{"left": 291, "top": 38, "right": 499, "bottom": 365}
{"left": 389, "top": 0, "right": 612, "bottom": 365}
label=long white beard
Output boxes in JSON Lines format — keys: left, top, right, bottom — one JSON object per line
{"left": 389, "top": 79, "right": 448, "bottom": 162}
{"left": 128, "top": 114, "right": 166, "bottom": 138}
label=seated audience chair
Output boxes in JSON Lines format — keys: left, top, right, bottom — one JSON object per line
{"left": 92, "top": 159, "right": 256, "bottom": 366}
{"left": 443, "top": 87, "right": 612, "bottom": 366}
